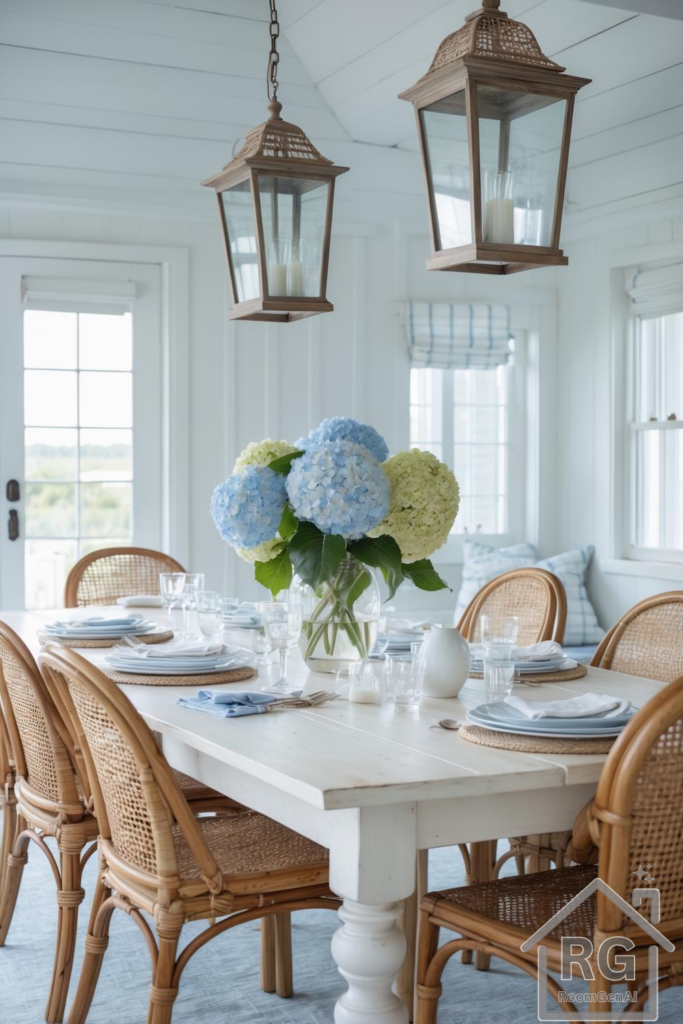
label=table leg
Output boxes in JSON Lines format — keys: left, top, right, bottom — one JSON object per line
{"left": 332, "top": 899, "right": 409, "bottom": 1024}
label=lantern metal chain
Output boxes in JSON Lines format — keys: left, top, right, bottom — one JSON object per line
{"left": 267, "top": 0, "right": 280, "bottom": 103}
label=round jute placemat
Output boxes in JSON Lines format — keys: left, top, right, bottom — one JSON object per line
{"left": 105, "top": 665, "right": 257, "bottom": 687}
{"left": 469, "top": 663, "right": 588, "bottom": 684}
{"left": 460, "top": 723, "right": 616, "bottom": 755}
{"left": 38, "top": 629, "right": 175, "bottom": 649}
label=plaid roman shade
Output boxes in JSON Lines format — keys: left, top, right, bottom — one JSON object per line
{"left": 407, "top": 302, "right": 513, "bottom": 370}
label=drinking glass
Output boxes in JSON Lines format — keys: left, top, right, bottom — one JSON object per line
{"left": 159, "top": 572, "right": 186, "bottom": 630}
{"left": 197, "top": 590, "right": 222, "bottom": 640}
{"left": 385, "top": 654, "right": 423, "bottom": 712}
{"left": 181, "top": 573, "right": 205, "bottom": 638}
{"left": 480, "top": 614, "right": 518, "bottom": 703}
{"left": 250, "top": 628, "right": 272, "bottom": 667}
{"left": 347, "top": 662, "right": 382, "bottom": 705}
{"left": 480, "top": 614, "right": 519, "bottom": 645}
{"left": 220, "top": 598, "right": 240, "bottom": 621}
{"left": 260, "top": 601, "right": 303, "bottom": 695}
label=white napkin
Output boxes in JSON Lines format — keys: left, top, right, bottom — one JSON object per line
{"left": 505, "top": 692, "right": 631, "bottom": 720}
{"left": 117, "top": 595, "right": 164, "bottom": 608}
{"left": 511, "top": 640, "right": 564, "bottom": 662}
{"left": 128, "top": 640, "right": 225, "bottom": 659}
{"left": 384, "top": 617, "right": 427, "bottom": 633}
{"left": 49, "top": 616, "right": 143, "bottom": 630}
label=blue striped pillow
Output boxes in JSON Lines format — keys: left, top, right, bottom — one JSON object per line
{"left": 454, "top": 541, "right": 604, "bottom": 646}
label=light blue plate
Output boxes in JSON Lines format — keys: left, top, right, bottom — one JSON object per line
{"left": 468, "top": 701, "right": 633, "bottom": 735}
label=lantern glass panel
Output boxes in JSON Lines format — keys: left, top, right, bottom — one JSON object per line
{"left": 258, "top": 175, "right": 329, "bottom": 298}
{"left": 220, "top": 182, "right": 260, "bottom": 303}
{"left": 420, "top": 91, "right": 472, "bottom": 251}
{"left": 476, "top": 84, "right": 567, "bottom": 248}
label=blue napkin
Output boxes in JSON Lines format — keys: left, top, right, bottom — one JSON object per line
{"left": 51, "top": 616, "right": 143, "bottom": 629}
{"left": 176, "top": 690, "right": 277, "bottom": 718}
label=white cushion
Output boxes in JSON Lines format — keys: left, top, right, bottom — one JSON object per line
{"left": 454, "top": 541, "right": 604, "bottom": 646}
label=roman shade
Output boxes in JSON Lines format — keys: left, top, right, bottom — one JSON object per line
{"left": 407, "top": 302, "right": 513, "bottom": 369}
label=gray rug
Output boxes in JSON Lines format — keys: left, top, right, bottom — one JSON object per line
{"left": 1, "top": 821, "right": 681, "bottom": 1023}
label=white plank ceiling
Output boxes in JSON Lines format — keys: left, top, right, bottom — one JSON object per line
{"left": 1, "top": 0, "right": 682, "bottom": 230}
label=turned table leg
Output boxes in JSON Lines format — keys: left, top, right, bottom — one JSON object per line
{"left": 332, "top": 899, "right": 409, "bottom": 1024}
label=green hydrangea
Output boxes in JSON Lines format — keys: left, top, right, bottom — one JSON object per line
{"left": 233, "top": 438, "right": 298, "bottom": 474}
{"left": 235, "top": 538, "right": 283, "bottom": 564}
{"left": 369, "top": 449, "right": 459, "bottom": 562}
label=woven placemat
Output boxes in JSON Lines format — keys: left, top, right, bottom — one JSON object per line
{"left": 105, "top": 665, "right": 257, "bottom": 687}
{"left": 38, "top": 629, "right": 174, "bottom": 649}
{"left": 469, "top": 663, "right": 588, "bottom": 684}
{"left": 460, "top": 723, "right": 616, "bottom": 754}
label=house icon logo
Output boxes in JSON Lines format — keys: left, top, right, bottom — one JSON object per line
{"left": 520, "top": 874, "right": 674, "bottom": 1021}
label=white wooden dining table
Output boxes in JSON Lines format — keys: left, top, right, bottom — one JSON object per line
{"left": 1, "top": 605, "right": 668, "bottom": 1024}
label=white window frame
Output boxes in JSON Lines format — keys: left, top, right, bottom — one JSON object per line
{"left": 0, "top": 239, "right": 190, "bottom": 607}
{"left": 626, "top": 308, "right": 683, "bottom": 565}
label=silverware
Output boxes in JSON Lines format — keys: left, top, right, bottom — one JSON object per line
{"left": 112, "top": 634, "right": 145, "bottom": 654}
{"left": 429, "top": 718, "right": 463, "bottom": 731}
{"left": 270, "top": 691, "right": 340, "bottom": 710}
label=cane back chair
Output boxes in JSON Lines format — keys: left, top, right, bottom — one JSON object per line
{"left": 0, "top": 700, "right": 17, "bottom": 922}
{"left": 64, "top": 547, "right": 186, "bottom": 608}
{"left": 591, "top": 592, "right": 683, "bottom": 682}
{"left": 416, "top": 674, "right": 683, "bottom": 1023}
{"left": 39, "top": 646, "right": 340, "bottom": 1024}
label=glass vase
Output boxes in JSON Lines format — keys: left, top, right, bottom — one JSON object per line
{"left": 292, "top": 554, "right": 381, "bottom": 673}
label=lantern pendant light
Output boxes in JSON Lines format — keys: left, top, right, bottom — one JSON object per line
{"left": 202, "top": 1, "right": 348, "bottom": 322}
{"left": 399, "top": 0, "right": 591, "bottom": 275}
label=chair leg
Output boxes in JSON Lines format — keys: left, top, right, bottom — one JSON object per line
{"left": 416, "top": 908, "right": 441, "bottom": 1024}
{"left": 468, "top": 841, "right": 494, "bottom": 971}
{"left": 397, "top": 849, "right": 428, "bottom": 1022}
{"left": 514, "top": 854, "right": 527, "bottom": 875}
{"left": 66, "top": 874, "right": 113, "bottom": 1024}
{"left": 0, "top": 790, "right": 17, "bottom": 904}
{"left": 274, "top": 912, "right": 293, "bottom": 998}
{"left": 0, "top": 817, "right": 28, "bottom": 946}
{"left": 147, "top": 919, "right": 182, "bottom": 1024}
{"left": 46, "top": 847, "right": 86, "bottom": 1023}
{"left": 259, "top": 915, "right": 276, "bottom": 993}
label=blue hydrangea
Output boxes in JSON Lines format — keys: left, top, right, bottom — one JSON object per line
{"left": 297, "top": 417, "right": 389, "bottom": 464}
{"left": 210, "top": 466, "right": 286, "bottom": 549}
{"left": 286, "top": 440, "right": 390, "bottom": 539}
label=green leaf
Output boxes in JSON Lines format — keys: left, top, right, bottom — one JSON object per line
{"left": 268, "top": 450, "right": 305, "bottom": 474}
{"left": 401, "top": 559, "right": 451, "bottom": 592}
{"left": 348, "top": 534, "right": 405, "bottom": 600}
{"left": 288, "top": 522, "right": 346, "bottom": 591}
{"left": 254, "top": 548, "right": 292, "bottom": 598}
{"left": 345, "top": 567, "right": 373, "bottom": 608}
{"left": 278, "top": 502, "right": 299, "bottom": 541}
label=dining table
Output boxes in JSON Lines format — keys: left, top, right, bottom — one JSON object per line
{"left": 1, "top": 605, "right": 668, "bottom": 1024}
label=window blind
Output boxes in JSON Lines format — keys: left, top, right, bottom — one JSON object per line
{"left": 21, "top": 276, "right": 136, "bottom": 315}
{"left": 626, "top": 263, "right": 683, "bottom": 319}
{"left": 406, "top": 302, "right": 513, "bottom": 369}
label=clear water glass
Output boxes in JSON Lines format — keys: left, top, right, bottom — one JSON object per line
{"left": 483, "top": 642, "right": 517, "bottom": 703}
{"left": 181, "top": 573, "right": 205, "bottom": 638}
{"left": 250, "top": 628, "right": 272, "bottom": 666}
{"left": 220, "top": 598, "right": 240, "bottom": 621}
{"left": 197, "top": 590, "right": 222, "bottom": 640}
{"left": 159, "top": 572, "right": 186, "bottom": 630}
{"left": 385, "top": 654, "right": 422, "bottom": 712}
{"left": 260, "top": 601, "right": 303, "bottom": 695}
{"left": 480, "top": 614, "right": 519, "bottom": 645}
{"left": 347, "top": 662, "right": 382, "bottom": 705}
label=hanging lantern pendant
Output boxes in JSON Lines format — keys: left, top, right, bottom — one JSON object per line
{"left": 202, "top": 1, "right": 348, "bottom": 322}
{"left": 399, "top": 0, "right": 591, "bottom": 275}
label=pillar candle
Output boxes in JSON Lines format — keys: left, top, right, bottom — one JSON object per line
{"left": 287, "top": 260, "right": 305, "bottom": 296}
{"left": 269, "top": 262, "right": 288, "bottom": 295}
{"left": 484, "top": 198, "right": 515, "bottom": 244}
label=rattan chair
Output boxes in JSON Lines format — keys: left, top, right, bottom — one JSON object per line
{"left": 64, "top": 547, "right": 186, "bottom": 608}
{"left": 0, "top": 621, "right": 256, "bottom": 1022}
{"left": 416, "top": 674, "right": 683, "bottom": 1023}
{"left": 38, "top": 646, "right": 340, "bottom": 1024}
{"left": 591, "top": 591, "right": 683, "bottom": 681}
{"left": 458, "top": 566, "right": 567, "bottom": 646}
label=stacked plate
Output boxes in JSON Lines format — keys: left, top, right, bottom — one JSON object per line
{"left": 469, "top": 646, "right": 576, "bottom": 675}
{"left": 466, "top": 700, "right": 634, "bottom": 739}
{"left": 221, "top": 603, "right": 262, "bottom": 629}
{"left": 370, "top": 630, "right": 425, "bottom": 659}
{"left": 40, "top": 615, "right": 160, "bottom": 641}
{"left": 104, "top": 642, "right": 254, "bottom": 676}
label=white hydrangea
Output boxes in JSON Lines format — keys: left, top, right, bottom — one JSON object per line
{"left": 233, "top": 438, "right": 299, "bottom": 474}
{"left": 368, "top": 449, "right": 459, "bottom": 562}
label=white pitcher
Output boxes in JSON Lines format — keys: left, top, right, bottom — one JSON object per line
{"left": 421, "top": 625, "right": 471, "bottom": 698}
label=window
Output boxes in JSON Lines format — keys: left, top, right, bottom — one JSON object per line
{"left": 410, "top": 362, "right": 513, "bottom": 536}
{"left": 23, "top": 309, "right": 134, "bottom": 607}
{"left": 629, "top": 310, "right": 683, "bottom": 557}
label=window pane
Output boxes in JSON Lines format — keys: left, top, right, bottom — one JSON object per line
{"left": 411, "top": 368, "right": 443, "bottom": 406}
{"left": 25, "top": 539, "right": 77, "bottom": 610}
{"left": 25, "top": 428, "right": 77, "bottom": 481}
{"left": 79, "top": 312, "right": 132, "bottom": 370}
{"left": 635, "top": 428, "right": 683, "bottom": 550}
{"left": 471, "top": 445, "right": 500, "bottom": 494}
{"left": 79, "top": 537, "right": 130, "bottom": 558}
{"left": 80, "top": 482, "right": 132, "bottom": 537}
{"left": 25, "top": 483, "right": 76, "bottom": 537}
{"left": 420, "top": 94, "right": 472, "bottom": 250}
{"left": 453, "top": 445, "right": 472, "bottom": 493}
{"left": 25, "top": 370, "right": 77, "bottom": 426}
{"left": 80, "top": 429, "right": 132, "bottom": 481}
{"left": 79, "top": 372, "right": 132, "bottom": 427}
{"left": 24, "top": 310, "right": 77, "bottom": 369}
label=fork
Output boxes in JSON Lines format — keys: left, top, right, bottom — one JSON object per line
{"left": 112, "top": 634, "right": 145, "bottom": 654}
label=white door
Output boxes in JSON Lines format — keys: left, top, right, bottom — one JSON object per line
{"left": 0, "top": 257, "right": 162, "bottom": 609}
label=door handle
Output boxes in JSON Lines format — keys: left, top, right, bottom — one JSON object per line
{"left": 6, "top": 479, "right": 19, "bottom": 502}
{"left": 8, "top": 510, "right": 19, "bottom": 541}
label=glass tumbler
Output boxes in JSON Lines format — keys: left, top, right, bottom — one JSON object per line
{"left": 385, "top": 655, "right": 422, "bottom": 712}
{"left": 483, "top": 642, "right": 517, "bottom": 703}
{"left": 197, "top": 590, "right": 222, "bottom": 640}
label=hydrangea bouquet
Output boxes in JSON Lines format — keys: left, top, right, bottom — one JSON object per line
{"left": 211, "top": 418, "right": 459, "bottom": 670}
